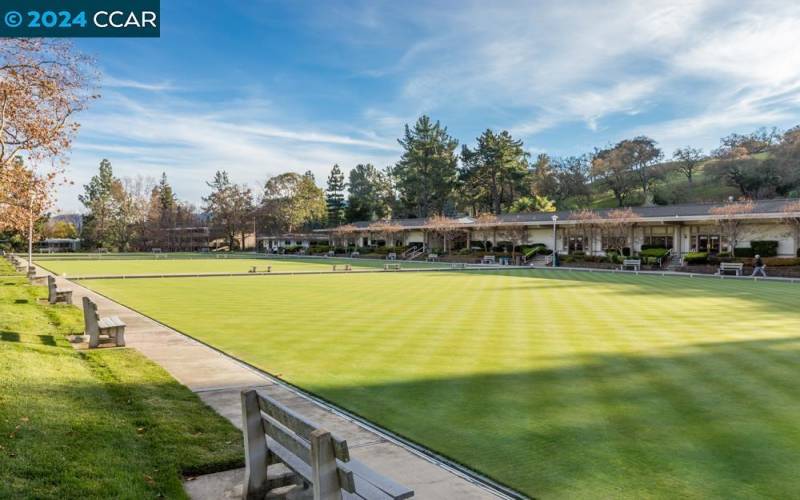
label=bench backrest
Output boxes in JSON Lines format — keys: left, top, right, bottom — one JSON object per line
{"left": 242, "top": 389, "right": 413, "bottom": 500}
{"left": 623, "top": 259, "right": 641, "bottom": 265}
{"left": 82, "top": 297, "right": 100, "bottom": 336}
{"left": 720, "top": 262, "right": 744, "bottom": 269}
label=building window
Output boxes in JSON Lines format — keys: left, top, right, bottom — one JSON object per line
{"left": 562, "top": 236, "right": 584, "bottom": 253}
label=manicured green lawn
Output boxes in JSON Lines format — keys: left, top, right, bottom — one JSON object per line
{"left": 0, "top": 276, "right": 243, "bottom": 499}
{"left": 35, "top": 256, "right": 442, "bottom": 277}
{"left": 78, "top": 269, "right": 800, "bottom": 499}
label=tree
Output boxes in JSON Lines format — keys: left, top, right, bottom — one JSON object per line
{"left": 203, "top": 171, "right": 254, "bottom": 250}
{"left": 508, "top": 195, "right": 555, "bottom": 213}
{"left": 709, "top": 200, "right": 755, "bottom": 253}
{"left": 325, "top": 164, "right": 346, "bottom": 227}
{"left": 600, "top": 208, "right": 636, "bottom": 254}
{"left": 426, "top": 215, "right": 462, "bottom": 253}
{"left": 460, "top": 129, "right": 529, "bottom": 214}
{"left": 569, "top": 209, "right": 602, "bottom": 255}
{"left": 45, "top": 219, "right": 78, "bottom": 239}
{"left": 554, "top": 156, "right": 591, "bottom": 206}
{"left": 529, "top": 153, "right": 559, "bottom": 201}
{"left": 712, "top": 127, "right": 781, "bottom": 159}
{"left": 261, "top": 172, "right": 326, "bottom": 234}
{"left": 0, "top": 156, "right": 55, "bottom": 264}
{"left": 472, "top": 213, "right": 501, "bottom": 251}
{"left": 591, "top": 147, "right": 636, "bottom": 207}
{"left": 0, "top": 40, "right": 96, "bottom": 248}
{"left": 673, "top": 146, "right": 704, "bottom": 185}
{"left": 618, "top": 136, "right": 663, "bottom": 205}
{"left": 329, "top": 223, "right": 358, "bottom": 250}
{"left": 394, "top": 115, "right": 459, "bottom": 217}
{"left": 346, "top": 164, "right": 394, "bottom": 222}
{"left": 367, "top": 221, "right": 403, "bottom": 247}
{"left": 79, "top": 159, "right": 120, "bottom": 249}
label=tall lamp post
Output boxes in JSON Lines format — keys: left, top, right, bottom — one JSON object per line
{"left": 551, "top": 214, "right": 559, "bottom": 267}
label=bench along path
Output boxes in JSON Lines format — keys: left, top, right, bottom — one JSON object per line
{"left": 45, "top": 270, "right": 500, "bottom": 500}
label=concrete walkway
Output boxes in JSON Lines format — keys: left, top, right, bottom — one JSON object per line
{"left": 43, "top": 269, "right": 503, "bottom": 499}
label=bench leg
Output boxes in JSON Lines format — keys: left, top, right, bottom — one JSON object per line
{"left": 242, "top": 390, "right": 269, "bottom": 499}
{"left": 115, "top": 327, "right": 126, "bottom": 347}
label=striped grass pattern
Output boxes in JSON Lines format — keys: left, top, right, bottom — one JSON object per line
{"left": 82, "top": 268, "right": 800, "bottom": 499}
{"left": 35, "top": 256, "right": 442, "bottom": 277}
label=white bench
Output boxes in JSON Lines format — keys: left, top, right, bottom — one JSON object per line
{"left": 426, "top": 253, "right": 438, "bottom": 262}
{"left": 83, "top": 297, "right": 126, "bottom": 348}
{"left": 241, "top": 389, "right": 414, "bottom": 500}
{"left": 719, "top": 262, "right": 744, "bottom": 276}
{"left": 481, "top": 255, "right": 496, "bottom": 265}
{"left": 384, "top": 263, "right": 401, "bottom": 271}
{"left": 350, "top": 251, "right": 360, "bottom": 258}
{"left": 47, "top": 275, "right": 73, "bottom": 305}
{"left": 621, "top": 259, "right": 641, "bottom": 271}
{"left": 327, "top": 250, "right": 335, "bottom": 257}
{"left": 249, "top": 266, "right": 272, "bottom": 273}
{"left": 386, "top": 252, "right": 397, "bottom": 261}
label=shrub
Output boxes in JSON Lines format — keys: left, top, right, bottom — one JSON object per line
{"left": 639, "top": 248, "right": 669, "bottom": 258}
{"left": 734, "top": 247, "right": 755, "bottom": 258}
{"left": 797, "top": 247, "right": 800, "bottom": 258}
{"left": 763, "top": 257, "right": 800, "bottom": 267}
{"left": 641, "top": 244, "right": 669, "bottom": 251}
{"left": 750, "top": 240, "right": 779, "bottom": 257}
{"left": 683, "top": 252, "right": 709, "bottom": 264}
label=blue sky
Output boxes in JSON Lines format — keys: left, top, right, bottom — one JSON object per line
{"left": 58, "top": 0, "right": 800, "bottom": 211}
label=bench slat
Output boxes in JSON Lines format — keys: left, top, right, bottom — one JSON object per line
{"left": 266, "top": 436, "right": 312, "bottom": 482}
{"left": 344, "top": 457, "right": 414, "bottom": 500}
{"left": 258, "top": 392, "right": 350, "bottom": 461}
{"left": 261, "top": 414, "right": 311, "bottom": 464}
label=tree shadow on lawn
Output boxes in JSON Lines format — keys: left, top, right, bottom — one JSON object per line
{"left": 458, "top": 268, "right": 800, "bottom": 314}
{"left": 313, "top": 336, "right": 800, "bottom": 499}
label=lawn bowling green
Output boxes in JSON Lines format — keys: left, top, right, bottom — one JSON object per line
{"left": 40, "top": 256, "right": 800, "bottom": 498}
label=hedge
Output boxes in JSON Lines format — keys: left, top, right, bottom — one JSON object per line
{"left": 750, "top": 240, "right": 779, "bottom": 257}
{"left": 763, "top": 257, "right": 800, "bottom": 267}
{"left": 639, "top": 248, "right": 669, "bottom": 258}
{"left": 734, "top": 247, "right": 755, "bottom": 258}
{"left": 683, "top": 252, "right": 709, "bottom": 264}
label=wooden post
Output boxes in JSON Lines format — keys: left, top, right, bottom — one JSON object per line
{"left": 241, "top": 390, "right": 269, "bottom": 499}
{"left": 310, "top": 429, "right": 341, "bottom": 500}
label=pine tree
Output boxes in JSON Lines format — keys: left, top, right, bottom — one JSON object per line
{"left": 325, "top": 164, "right": 346, "bottom": 227}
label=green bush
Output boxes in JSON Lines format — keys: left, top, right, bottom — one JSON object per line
{"left": 683, "top": 251, "right": 709, "bottom": 264}
{"left": 639, "top": 248, "right": 669, "bottom": 258}
{"left": 750, "top": 240, "right": 778, "bottom": 257}
{"left": 762, "top": 257, "right": 800, "bottom": 266}
{"left": 734, "top": 247, "right": 755, "bottom": 258}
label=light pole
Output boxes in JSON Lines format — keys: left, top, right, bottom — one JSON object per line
{"left": 551, "top": 214, "right": 559, "bottom": 267}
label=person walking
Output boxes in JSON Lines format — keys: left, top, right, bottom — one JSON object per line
{"left": 751, "top": 254, "right": 767, "bottom": 277}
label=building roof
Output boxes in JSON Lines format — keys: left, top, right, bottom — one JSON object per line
{"left": 318, "top": 199, "right": 800, "bottom": 232}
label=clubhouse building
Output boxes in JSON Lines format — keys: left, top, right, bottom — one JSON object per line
{"left": 319, "top": 199, "right": 800, "bottom": 258}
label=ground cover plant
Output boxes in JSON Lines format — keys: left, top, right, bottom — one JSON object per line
{"left": 0, "top": 276, "right": 243, "bottom": 499}
{"left": 34, "top": 255, "right": 445, "bottom": 277}
{"left": 76, "top": 266, "right": 800, "bottom": 498}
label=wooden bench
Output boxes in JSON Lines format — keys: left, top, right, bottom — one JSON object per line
{"left": 719, "top": 262, "right": 744, "bottom": 276}
{"left": 47, "top": 276, "right": 73, "bottom": 305}
{"left": 249, "top": 266, "right": 272, "bottom": 273}
{"left": 332, "top": 264, "right": 352, "bottom": 272}
{"left": 384, "top": 263, "right": 401, "bottom": 271}
{"left": 83, "top": 297, "right": 126, "bottom": 348}
{"left": 241, "top": 389, "right": 414, "bottom": 500}
{"left": 481, "top": 255, "right": 496, "bottom": 265}
{"left": 621, "top": 259, "right": 641, "bottom": 271}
